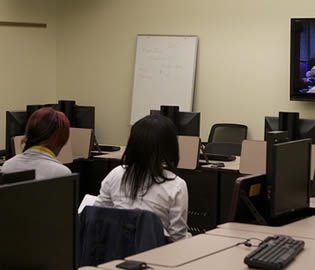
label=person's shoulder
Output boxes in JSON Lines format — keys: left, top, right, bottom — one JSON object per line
{"left": 59, "top": 164, "right": 72, "bottom": 174}
{"left": 43, "top": 158, "right": 71, "bottom": 174}
{"left": 103, "top": 165, "right": 125, "bottom": 182}
{"left": 1, "top": 154, "right": 23, "bottom": 169}
{"left": 163, "top": 170, "right": 187, "bottom": 187}
{"left": 173, "top": 175, "right": 188, "bottom": 189}
{"left": 109, "top": 165, "right": 125, "bottom": 175}
{"left": 45, "top": 163, "right": 72, "bottom": 179}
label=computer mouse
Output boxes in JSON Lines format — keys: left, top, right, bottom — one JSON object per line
{"left": 210, "top": 163, "right": 225, "bottom": 168}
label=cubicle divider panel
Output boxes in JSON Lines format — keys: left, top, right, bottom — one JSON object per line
{"left": 177, "top": 169, "right": 219, "bottom": 235}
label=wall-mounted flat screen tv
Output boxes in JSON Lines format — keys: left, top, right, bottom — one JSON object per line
{"left": 290, "top": 18, "right": 315, "bottom": 101}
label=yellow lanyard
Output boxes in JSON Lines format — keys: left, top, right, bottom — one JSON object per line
{"left": 31, "top": 145, "right": 56, "bottom": 159}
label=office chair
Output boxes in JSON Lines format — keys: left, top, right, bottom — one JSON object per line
{"left": 208, "top": 123, "right": 248, "bottom": 144}
{"left": 204, "top": 123, "right": 248, "bottom": 156}
{"left": 79, "top": 206, "right": 167, "bottom": 267}
{"left": 204, "top": 142, "right": 242, "bottom": 156}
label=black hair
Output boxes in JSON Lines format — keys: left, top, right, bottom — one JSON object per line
{"left": 121, "top": 114, "right": 179, "bottom": 200}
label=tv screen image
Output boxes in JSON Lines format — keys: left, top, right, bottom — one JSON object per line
{"left": 291, "top": 18, "right": 315, "bottom": 101}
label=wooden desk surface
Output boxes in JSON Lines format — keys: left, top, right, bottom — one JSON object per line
{"left": 93, "top": 145, "right": 240, "bottom": 171}
{"left": 92, "top": 146, "right": 125, "bottom": 160}
{"left": 97, "top": 230, "right": 315, "bottom": 270}
{"left": 125, "top": 234, "right": 233, "bottom": 267}
{"left": 199, "top": 156, "right": 240, "bottom": 171}
{"left": 219, "top": 215, "right": 315, "bottom": 240}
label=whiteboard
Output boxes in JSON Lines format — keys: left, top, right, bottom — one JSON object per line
{"left": 130, "top": 35, "right": 198, "bottom": 124}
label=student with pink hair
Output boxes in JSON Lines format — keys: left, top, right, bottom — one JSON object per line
{"left": 1, "top": 107, "right": 72, "bottom": 179}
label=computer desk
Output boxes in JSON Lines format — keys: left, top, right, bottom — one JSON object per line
{"left": 1, "top": 144, "right": 240, "bottom": 234}
{"left": 88, "top": 149, "right": 242, "bottom": 233}
{"left": 86, "top": 219, "right": 315, "bottom": 270}
{"left": 218, "top": 213, "right": 315, "bottom": 241}
{"left": 92, "top": 146, "right": 126, "bottom": 160}
{"left": 93, "top": 147, "right": 240, "bottom": 169}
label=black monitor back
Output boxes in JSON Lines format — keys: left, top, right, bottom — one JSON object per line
{"left": 150, "top": 108, "right": 200, "bottom": 136}
{"left": 0, "top": 169, "right": 35, "bottom": 185}
{"left": 265, "top": 115, "right": 315, "bottom": 143}
{"left": 178, "top": 111, "right": 200, "bottom": 136}
{"left": 231, "top": 139, "right": 312, "bottom": 225}
{"left": 58, "top": 100, "right": 95, "bottom": 129}
{"left": 267, "top": 139, "right": 311, "bottom": 220}
{"left": 74, "top": 105, "right": 95, "bottom": 129}
{"left": 0, "top": 173, "right": 79, "bottom": 270}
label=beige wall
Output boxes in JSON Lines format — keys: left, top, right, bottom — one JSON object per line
{"left": 3, "top": 0, "right": 315, "bottom": 149}
{"left": 0, "top": 0, "right": 57, "bottom": 148}
{"left": 56, "top": 0, "right": 315, "bottom": 146}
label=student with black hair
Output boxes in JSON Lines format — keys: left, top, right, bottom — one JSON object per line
{"left": 94, "top": 114, "right": 190, "bottom": 242}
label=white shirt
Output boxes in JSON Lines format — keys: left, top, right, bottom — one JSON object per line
{"left": 94, "top": 165, "right": 191, "bottom": 242}
{"left": 1, "top": 148, "right": 72, "bottom": 180}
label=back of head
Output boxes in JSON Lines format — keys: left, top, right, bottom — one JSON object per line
{"left": 23, "top": 107, "right": 70, "bottom": 155}
{"left": 122, "top": 114, "right": 179, "bottom": 199}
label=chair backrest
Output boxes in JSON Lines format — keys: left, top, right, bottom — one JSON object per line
{"left": 79, "top": 206, "right": 166, "bottom": 267}
{"left": 208, "top": 123, "right": 248, "bottom": 144}
{"left": 204, "top": 142, "right": 241, "bottom": 156}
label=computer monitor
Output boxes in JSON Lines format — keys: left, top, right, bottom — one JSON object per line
{"left": 57, "top": 100, "right": 95, "bottom": 129}
{"left": 178, "top": 111, "right": 200, "bottom": 136}
{"left": 0, "top": 173, "right": 79, "bottom": 270}
{"left": 0, "top": 169, "right": 35, "bottom": 185}
{"left": 267, "top": 139, "right": 311, "bottom": 219}
{"left": 265, "top": 115, "right": 315, "bottom": 143}
{"left": 230, "top": 139, "right": 312, "bottom": 225}
{"left": 150, "top": 106, "right": 200, "bottom": 136}
{"left": 74, "top": 105, "right": 95, "bottom": 129}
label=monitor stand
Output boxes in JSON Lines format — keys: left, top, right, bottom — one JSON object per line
{"left": 268, "top": 207, "right": 315, "bottom": 226}
{"left": 240, "top": 189, "right": 268, "bottom": 225}
{"left": 240, "top": 190, "right": 315, "bottom": 226}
